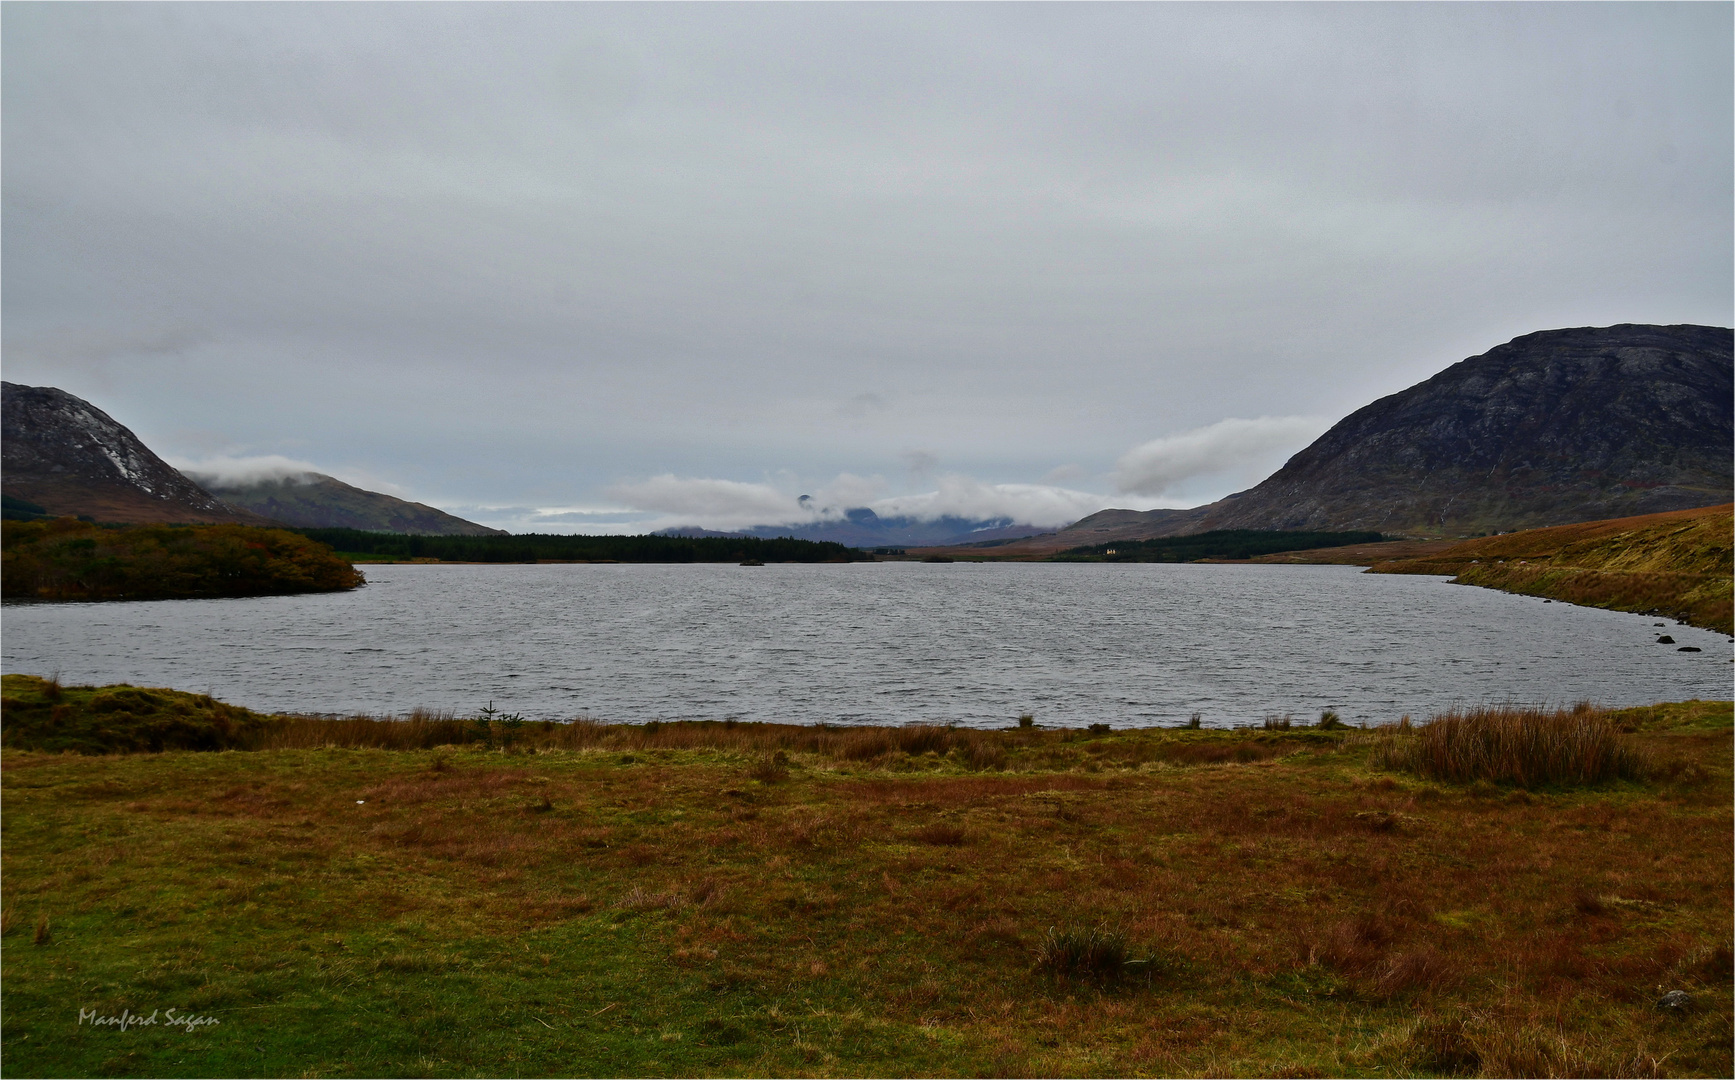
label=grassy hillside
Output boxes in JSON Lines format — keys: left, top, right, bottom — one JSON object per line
{"left": 1, "top": 519, "right": 364, "bottom": 601}
{"left": 1371, "top": 504, "right": 1733, "bottom": 634}
{"left": 2, "top": 677, "right": 1730, "bottom": 1077}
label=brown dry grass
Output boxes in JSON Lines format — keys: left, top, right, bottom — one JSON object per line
{"left": 1371, "top": 702, "right": 1651, "bottom": 787}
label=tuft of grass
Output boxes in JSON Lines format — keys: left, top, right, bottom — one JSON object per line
{"left": 1035, "top": 924, "right": 1133, "bottom": 981}
{"left": 1371, "top": 702, "right": 1648, "bottom": 787}
{"left": 748, "top": 750, "right": 790, "bottom": 784}
{"left": 911, "top": 822, "right": 968, "bottom": 846}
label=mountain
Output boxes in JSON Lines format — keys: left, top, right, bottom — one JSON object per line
{"left": 1191, "top": 324, "right": 1732, "bottom": 537}
{"left": 984, "top": 324, "right": 1732, "bottom": 555}
{"left": 660, "top": 507, "right": 1050, "bottom": 548}
{"left": 1, "top": 382, "right": 269, "bottom": 525}
{"left": 192, "top": 473, "right": 505, "bottom": 536}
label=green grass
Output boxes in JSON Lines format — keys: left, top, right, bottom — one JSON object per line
{"left": 2, "top": 691, "right": 1730, "bottom": 1077}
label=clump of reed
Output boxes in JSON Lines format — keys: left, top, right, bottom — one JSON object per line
{"left": 1370, "top": 703, "right": 1647, "bottom": 788}
{"left": 1035, "top": 923, "right": 1134, "bottom": 982}
{"left": 747, "top": 750, "right": 791, "bottom": 784}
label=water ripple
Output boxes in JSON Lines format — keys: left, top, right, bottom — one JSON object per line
{"left": 3, "top": 562, "right": 1728, "bottom": 727}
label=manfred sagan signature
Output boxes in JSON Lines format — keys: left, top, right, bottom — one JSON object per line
{"left": 77, "top": 1008, "right": 219, "bottom": 1032}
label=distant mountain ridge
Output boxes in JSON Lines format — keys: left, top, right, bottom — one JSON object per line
{"left": 660, "top": 507, "right": 1050, "bottom": 548}
{"left": 1, "top": 382, "right": 268, "bottom": 525}
{"left": 195, "top": 473, "right": 505, "bottom": 536}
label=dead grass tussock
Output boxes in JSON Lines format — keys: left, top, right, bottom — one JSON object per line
{"left": 1035, "top": 924, "right": 1134, "bottom": 982}
{"left": 1371, "top": 702, "right": 1648, "bottom": 787}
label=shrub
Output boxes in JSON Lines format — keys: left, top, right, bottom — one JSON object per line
{"left": 1316, "top": 709, "right": 1346, "bottom": 730}
{"left": 1018, "top": 713, "right": 1035, "bottom": 729}
{"left": 1371, "top": 703, "right": 1647, "bottom": 787}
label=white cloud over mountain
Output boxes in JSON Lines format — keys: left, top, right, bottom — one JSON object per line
{"left": 170, "top": 454, "right": 327, "bottom": 487}
{"left": 605, "top": 471, "right": 1115, "bottom": 533}
{"left": 170, "top": 454, "right": 413, "bottom": 499}
{"left": 1114, "top": 416, "right": 1329, "bottom": 497}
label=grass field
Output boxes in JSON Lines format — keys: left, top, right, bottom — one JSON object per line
{"left": 2, "top": 690, "right": 1729, "bottom": 1078}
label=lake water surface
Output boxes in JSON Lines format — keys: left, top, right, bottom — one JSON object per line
{"left": 3, "top": 562, "right": 1728, "bottom": 727}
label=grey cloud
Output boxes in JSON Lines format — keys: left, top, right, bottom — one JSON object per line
{"left": 3, "top": 4, "right": 1728, "bottom": 528}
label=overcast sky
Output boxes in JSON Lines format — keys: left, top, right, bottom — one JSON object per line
{"left": 5, "top": 3, "right": 1730, "bottom": 533}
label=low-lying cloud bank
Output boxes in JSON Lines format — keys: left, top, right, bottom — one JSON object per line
{"left": 605, "top": 473, "right": 1112, "bottom": 534}
{"left": 171, "top": 454, "right": 329, "bottom": 488}
{"left": 170, "top": 454, "right": 417, "bottom": 501}
{"left": 600, "top": 417, "right": 1330, "bottom": 534}
{"left": 168, "top": 415, "right": 1332, "bottom": 535}
{"left": 1114, "top": 416, "right": 1328, "bottom": 497}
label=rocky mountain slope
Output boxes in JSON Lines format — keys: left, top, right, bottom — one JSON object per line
{"left": 193, "top": 473, "right": 504, "bottom": 536}
{"left": 1194, "top": 324, "right": 1732, "bottom": 537}
{"left": 3, "top": 382, "right": 502, "bottom": 535}
{"left": 1, "top": 382, "right": 268, "bottom": 525}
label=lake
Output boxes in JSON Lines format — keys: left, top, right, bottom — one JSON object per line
{"left": 3, "top": 562, "right": 1728, "bottom": 727}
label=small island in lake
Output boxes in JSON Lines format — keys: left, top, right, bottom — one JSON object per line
{"left": 0, "top": 519, "right": 365, "bottom": 602}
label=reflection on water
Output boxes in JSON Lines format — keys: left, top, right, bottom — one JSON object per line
{"left": 3, "top": 562, "right": 1728, "bottom": 727}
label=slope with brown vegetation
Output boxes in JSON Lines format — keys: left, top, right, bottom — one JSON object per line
{"left": 1, "top": 677, "right": 1729, "bottom": 1077}
{"left": 1371, "top": 503, "right": 1733, "bottom": 634}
